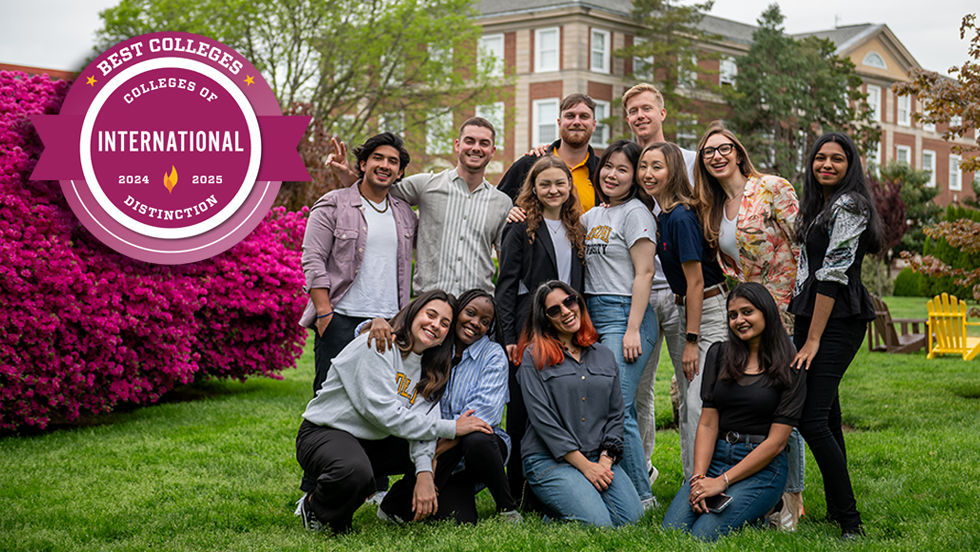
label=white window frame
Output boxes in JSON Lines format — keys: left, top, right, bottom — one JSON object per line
{"left": 949, "top": 154, "right": 962, "bottom": 191}
{"left": 951, "top": 115, "right": 963, "bottom": 128}
{"left": 535, "top": 27, "right": 560, "bottom": 73}
{"left": 532, "top": 98, "right": 559, "bottom": 147}
{"left": 475, "top": 102, "right": 505, "bottom": 149}
{"left": 719, "top": 57, "right": 737, "bottom": 86}
{"left": 591, "top": 29, "right": 610, "bottom": 74}
{"left": 866, "top": 84, "right": 881, "bottom": 122}
{"left": 632, "top": 37, "right": 653, "bottom": 78}
{"left": 591, "top": 100, "right": 611, "bottom": 148}
{"left": 922, "top": 150, "right": 936, "bottom": 187}
{"left": 426, "top": 110, "right": 454, "bottom": 156}
{"left": 896, "top": 145, "right": 911, "bottom": 166}
{"left": 863, "top": 52, "right": 887, "bottom": 69}
{"left": 478, "top": 34, "right": 505, "bottom": 78}
{"left": 867, "top": 142, "right": 881, "bottom": 177}
{"left": 897, "top": 95, "right": 911, "bottom": 127}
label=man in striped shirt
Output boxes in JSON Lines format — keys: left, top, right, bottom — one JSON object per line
{"left": 390, "top": 117, "right": 512, "bottom": 297}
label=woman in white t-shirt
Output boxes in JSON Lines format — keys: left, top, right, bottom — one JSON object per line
{"left": 580, "top": 139, "right": 658, "bottom": 508}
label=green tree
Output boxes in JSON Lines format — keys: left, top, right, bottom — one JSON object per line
{"left": 723, "top": 4, "right": 879, "bottom": 186}
{"left": 622, "top": 0, "right": 724, "bottom": 146}
{"left": 96, "top": 0, "right": 507, "bottom": 210}
{"left": 875, "top": 162, "right": 942, "bottom": 263}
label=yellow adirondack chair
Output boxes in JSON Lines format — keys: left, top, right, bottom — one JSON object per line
{"left": 926, "top": 294, "right": 980, "bottom": 361}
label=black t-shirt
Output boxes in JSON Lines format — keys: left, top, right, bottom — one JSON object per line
{"left": 701, "top": 342, "right": 806, "bottom": 436}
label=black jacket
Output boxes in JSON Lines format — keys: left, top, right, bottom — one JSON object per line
{"left": 497, "top": 139, "right": 600, "bottom": 205}
{"left": 495, "top": 219, "right": 586, "bottom": 346}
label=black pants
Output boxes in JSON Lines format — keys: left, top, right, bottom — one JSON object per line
{"left": 296, "top": 420, "right": 413, "bottom": 533}
{"left": 794, "top": 315, "right": 866, "bottom": 531}
{"left": 312, "top": 312, "right": 368, "bottom": 394}
{"left": 505, "top": 361, "right": 530, "bottom": 503}
{"left": 381, "top": 431, "right": 517, "bottom": 524}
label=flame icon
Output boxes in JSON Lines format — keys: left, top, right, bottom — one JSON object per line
{"left": 163, "top": 166, "right": 178, "bottom": 193}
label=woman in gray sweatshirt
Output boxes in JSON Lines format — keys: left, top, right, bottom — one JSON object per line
{"left": 295, "top": 290, "right": 493, "bottom": 534}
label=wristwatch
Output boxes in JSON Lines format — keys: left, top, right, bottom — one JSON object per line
{"left": 686, "top": 332, "right": 699, "bottom": 343}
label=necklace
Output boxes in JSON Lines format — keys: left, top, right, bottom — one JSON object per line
{"left": 360, "top": 190, "right": 390, "bottom": 213}
{"left": 545, "top": 218, "right": 562, "bottom": 235}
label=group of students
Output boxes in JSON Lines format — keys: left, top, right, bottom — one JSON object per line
{"left": 294, "top": 84, "right": 881, "bottom": 541}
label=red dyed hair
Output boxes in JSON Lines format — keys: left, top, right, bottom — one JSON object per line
{"left": 515, "top": 304, "right": 599, "bottom": 370}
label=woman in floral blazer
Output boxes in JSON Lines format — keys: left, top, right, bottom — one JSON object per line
{"left": 692, "top": 121, "right": 804, "bottom": 530}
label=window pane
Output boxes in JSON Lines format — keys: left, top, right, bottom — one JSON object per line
{"left": 591, "top": 101, "right": 609, "bottom": 147}
{"left": 479, "top": 34, "right": 504, "bottom": 78}
{"left": 476, "top": 102, "right": 504, "bottom": 149}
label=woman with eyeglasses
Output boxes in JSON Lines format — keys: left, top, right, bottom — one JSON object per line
{"left": 580, "top": 139, "right": 659, "bottom": 508}
{"left": 517, "top": 280, "right": 644, "bottom": 527}
{"left": 692, "top": 122, "right": 805, "bottom": 529}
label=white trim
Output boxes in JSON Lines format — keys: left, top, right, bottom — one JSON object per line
{"left": 949, "top": 154, "right": 962, "bottom": 191}
{"left": 478, "top": 34, "right": 505, "bottom": 78}
{"left": 897, "top": 95, "right": 911, "bottom": 127}
{"left": 591, "top": 100, "right": 610, "bottom": 148}
{"left": 591, "top": 29, "right": 610, "bottom": 74}
{"left": 535, "top": 27, "right": 560, "bottom": 73}
{"left": 895, "top": 145, "right": 911, "bottom": 166}
{"left": 866, "top": 84, "right": 881, "bottom": 122}
{"left": 719, "top": 57, "right": 737, "bottom": 86}
{"left": 532, "top": 98, "right": 559, "bottom": 146}
{"left": 922, "top": 150, "right": 936, "bottom": 188}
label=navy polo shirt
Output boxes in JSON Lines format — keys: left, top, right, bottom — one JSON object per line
{"left": 656, "top": 205, "right": 725, "bottom": 296}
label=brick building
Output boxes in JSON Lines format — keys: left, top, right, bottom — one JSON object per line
{"left": 459, "top": 0, "right": 975, "bottom": 204}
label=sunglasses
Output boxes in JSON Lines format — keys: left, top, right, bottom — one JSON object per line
{"left": 700, "top": 143, "right": 734, "bottom": 158}
{"left": 546, "top": 295, "right": 579, "bottom": 319}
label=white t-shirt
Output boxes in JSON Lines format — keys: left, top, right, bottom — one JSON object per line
{"left": 545, "top": 218, "right": 573, "bottom": 286}
{"left": 334, "top": 198, "right": 400, "bottom": 318}
{"left": 719, "top": 209, "right": 741, "bottom": 271}
{"left": 581, "top": 198, "right": 657, "bottom": 296}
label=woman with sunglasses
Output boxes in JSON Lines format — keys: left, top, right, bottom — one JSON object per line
{"left": 692, "top": 122, "right": 805, "bottom": 529}
{"left": 789, "top": 132, "right": 881, "bottom": 540}
{"left": 496, "top": 156, "right": 587, "bottom": 504}
{"left": 517, "top": 280, "right": 644, "bottom": 527}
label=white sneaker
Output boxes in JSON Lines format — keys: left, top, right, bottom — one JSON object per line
{"left": 648, "top": 465, "right": 660, "bottom": 486}
{"left": 293, "top": 493, "right": 307, "bottom": 516}
{"left": 365, "top": 491, "right": 387, "bottom": 506}
{"left": 376, "top": 506, "right": 404, "bottom": 524}
{"left": 500, "top": 509, "right": 523, "bottom": 523}
{"left": 641, "top": 496, "right": 659, "bottom": 511}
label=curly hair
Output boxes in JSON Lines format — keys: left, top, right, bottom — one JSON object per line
{"left": 514, "top": 156, "right": 586, "bottom": 259}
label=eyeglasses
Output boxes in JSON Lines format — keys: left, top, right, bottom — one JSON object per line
{"left": 700, "top": 143, "right": 734, "bottom": 159}
{"left": 545, "top": 295, "right": 579, "bottom": 319}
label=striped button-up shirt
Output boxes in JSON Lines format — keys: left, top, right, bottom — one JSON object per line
{"left": 393, "top": 168, "right": 512, "bottom": 297}
{"left": 440, "top": 336, "right": 511, "bottom": 450}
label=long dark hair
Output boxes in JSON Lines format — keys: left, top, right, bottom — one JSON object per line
{"left": 720, "top": 283, "right": 795, "bottom": 389}
{"left": 515, "top": 280, "right": 598, "bottom": 370}
{"left": 592, "top": 139, "right": 656, "bottom": 211}
{"left": 455, "top": 288, "right": 505, "bottom": 347}
{"left": 796, "top": 132, "right": 882, "bottom": 252}
{"left": 693, "top": 122, "right": 761, "bottom": 252}
{"left": 388, "top": 289, "right": 457, "bottom": 402}
{"left": 639, "top": 142, "right": 694, "bottom": 213}
{"left": 514, "top": 156, "right": 586, "bottom": 259}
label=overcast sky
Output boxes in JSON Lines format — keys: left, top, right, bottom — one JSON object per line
{"left": 0, "top": 0, "right": 975, "bottom": 76}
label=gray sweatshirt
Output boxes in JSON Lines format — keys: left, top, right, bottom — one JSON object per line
{"left": 302, "top": 333, "right": 457, "bottom": 473}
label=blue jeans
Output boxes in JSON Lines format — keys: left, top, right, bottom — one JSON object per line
{"left": 662, "top": 439, "right": 787, "bottom": 541}
{"left": 586, "top": 295, "right": 658, "bottom": 501}
{"left": 785, "top": 427, "right": 805, "bottom": 493}
{"left": 523, "top": 452, "right": 643, "bottom": 527}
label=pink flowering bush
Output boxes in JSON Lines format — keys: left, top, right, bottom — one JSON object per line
{"left": 0, "top": 71, "right": 308, "bottom": 430}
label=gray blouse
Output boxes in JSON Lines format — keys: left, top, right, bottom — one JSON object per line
{"left": 517, "top": 343, "right": 625, "bottom": 461}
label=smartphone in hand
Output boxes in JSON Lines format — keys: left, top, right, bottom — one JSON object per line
{"left": 703, "top": 493, "right": 733, "bottom": 514}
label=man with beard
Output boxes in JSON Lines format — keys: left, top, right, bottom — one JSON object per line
{"left": 300, "top": 132, "right": 418, "bottom": 394}
{"left": 327, "top": 117, "right": 510, "bottom": 297}
{"left": 497, "top": 93, "right": 600, "bottom": 212}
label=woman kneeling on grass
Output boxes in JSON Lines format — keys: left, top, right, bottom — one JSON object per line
{"left": 662, "top": 282, "right": 805, "bottom": 541}
{"left": 517, "top": 280, "right": 644, "bottom": 527}
{"left": 295, "top": 290, "right": 492, "bottom": 534}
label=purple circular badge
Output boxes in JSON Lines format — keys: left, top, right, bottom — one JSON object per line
{"left": 32, "top": 32, "right": 310, "bottom": 263}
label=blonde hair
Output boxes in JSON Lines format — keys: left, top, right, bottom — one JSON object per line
{"left": 622, "top": 83, "right": 664, "bottom": 113}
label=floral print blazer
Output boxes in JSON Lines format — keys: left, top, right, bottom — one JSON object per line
{"left": 719, "top": 174, "right": 800, "bottom": 311}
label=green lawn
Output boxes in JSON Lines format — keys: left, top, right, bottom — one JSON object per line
{"left": 2, "top": 300, "right": 980, "bottom": 551}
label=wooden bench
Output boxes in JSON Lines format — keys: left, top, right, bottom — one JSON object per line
{"left": 926, "top": 293, "right": 980, "bottom": 361}
{"left": 866, "top": 294, "right": 927, "bottom": 354}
